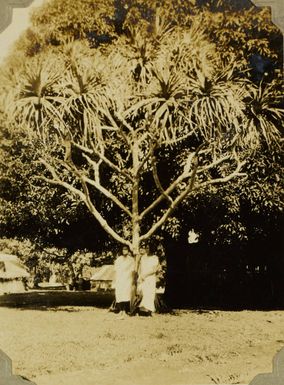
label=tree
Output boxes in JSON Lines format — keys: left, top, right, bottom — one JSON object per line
{"left": 163, "top": 80, "right": 283, "bottom": 251}
{"left": 0, "top": 115, "right": 116, "bottom": 256}
{"left": 3, "top": 12, "right": 283, "bottom": 279}
{"left": 0, "top": 236, "right": 104, "bottom": 289}
{"left": 4, "top": 0, "right": 281, "bottom": 74}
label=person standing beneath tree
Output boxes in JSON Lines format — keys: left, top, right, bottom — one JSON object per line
{"left": 114, "top": 245, "right": 135, "bottom": 319}
{"left": 138, "top": 244, "right": 160, "bottom": 316}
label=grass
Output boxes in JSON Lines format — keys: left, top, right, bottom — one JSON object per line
{"left": 0, "top": 292, "right": 284, "bottom": 385}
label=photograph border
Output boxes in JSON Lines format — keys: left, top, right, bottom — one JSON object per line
{"left": 0, "top": 1, "right": 283, "bottom": 384}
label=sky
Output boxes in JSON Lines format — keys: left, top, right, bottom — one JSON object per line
{"left": 0, "top": 0, "right": 46, "bottom": 63}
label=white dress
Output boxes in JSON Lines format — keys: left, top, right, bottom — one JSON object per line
{"left": 138, "top": 255, "right": 159, "bottom": 312}
{"left": 114, "top": 255, "right": 135, "bottom": 303}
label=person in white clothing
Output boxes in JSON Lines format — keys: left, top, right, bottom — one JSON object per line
{"left": 138, "top": 245, "right": 160, "bottom": 316}
{"left": 114, "top": 245, "right": 135, "bottom": 318}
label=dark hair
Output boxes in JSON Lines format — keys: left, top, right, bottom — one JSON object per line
{"left": 122, "top": 245, "right": 132, "bottom": 255}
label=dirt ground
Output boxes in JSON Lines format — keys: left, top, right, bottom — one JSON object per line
{"left": 0, "top": 306, "right": 284, "bottom": 385}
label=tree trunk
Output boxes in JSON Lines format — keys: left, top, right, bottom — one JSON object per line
{"left": 130, "top": 137, "right": 141, "bottom": 313}
{"left": 130, "top": 214, "right": 141, "bottom": 313}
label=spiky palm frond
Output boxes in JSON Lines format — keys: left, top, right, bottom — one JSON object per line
{"left": 186, "top": 64, "right": 246, "bottom": 141}
{"left": 58, "top": 44, "right": 107, "bottom": 106}
{"left": 6, "top": 56, "right": 64, "bottom": 138}
{"left": 126, "top": 25, "right": 218, "bottom": 144}
{"left": 53, "top": 47, "right": 111, "bottom": 146}
{"left": 151, "top": 9, "right": 175, "bottom": 43}
{"left": 242, "top": 81, "right": 284, "bottom": 148}
{"left": 162, "top": 20, "right": 217, "bottom": 78}
{"left": 122, "top": 24, "right": 160, "bottom": 84}
{"left": 143, "top": 63, "right": 190, "bottom": 143}
{"left": 58, "top": 62, "right": 106, "bottom": 111}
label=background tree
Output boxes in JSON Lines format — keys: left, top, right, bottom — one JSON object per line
{"left": 0, "top": 120, "right": 114, "bottom": 248}
{"left": 0, "top": 118, "right": 116, "bottom": 284}
{"left": 4, "top": 0, "right": 281, "bottom": 73}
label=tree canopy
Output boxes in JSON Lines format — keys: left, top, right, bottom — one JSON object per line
{"left": 0, "top": 0, "right": 283, "bottom": 268}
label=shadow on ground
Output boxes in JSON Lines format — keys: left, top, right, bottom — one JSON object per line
{"left": 0, "top": 290, "right": 114, "bottom": 310}
{"left": 1, "top": 290, "right": 283, "bottom": 312}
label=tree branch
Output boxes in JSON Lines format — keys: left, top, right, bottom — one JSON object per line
{"left": 57, "top": 155, "right": 132, "bottom": 217}
{"left": 122, "top": 97, "right": 163, "bottom": 119}
{"left": 197, "top": 154, "right": 231, "bottom": 173}
{"left": 72, "top": 141, "right": 134, "bottom": 182}
{"left": 140, "top": 147, "right": 201, "bottom": 218}
{"left": 38, "top": 158, "right": 131, "bottom": 247}
{"left": 151, "top": 150, "right": 173, "bottom": 204}
{"left": 140, "top": 157, "right": 246, "bottom": 241}
{"left": 115, "top": 112, "right": 134, "bottom": 133}
{"left": 140, "top": 170, "right": 188, "bottom": 219}
{"left": 37, "top": 159, "right": 86, "bottom": 200}
{"left": 81, "top": 172, "right": 132, "bottom": 218}
{"left": 140, "top": 154, "right": 199, "bottom": 241}
{"left": 137, "top": 146, "right": 152, "bottom": 175}
{"left": 197, "top": 159, "right": 247, "bottom": 188}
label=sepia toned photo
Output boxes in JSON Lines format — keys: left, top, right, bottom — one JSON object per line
{"left": 0, "top": 1, "right": 283, "bottom": 384}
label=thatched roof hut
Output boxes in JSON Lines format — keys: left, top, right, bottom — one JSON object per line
{"left": 90, "top": 265, "right": 114, "bottom": 291}
{"left": 0, "top": 253, "right": 30, "bottom": 294}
